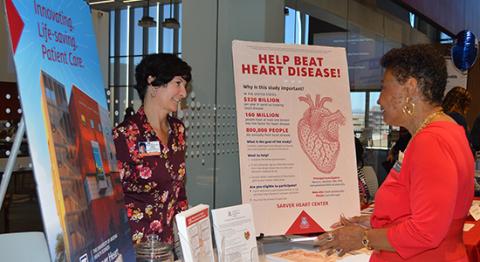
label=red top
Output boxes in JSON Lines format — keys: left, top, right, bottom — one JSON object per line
{"left": 370, "top": 121, "right": 474, "bottom": 261}
{"left": 113, "top": 107, "right": 188, "bottom": 245}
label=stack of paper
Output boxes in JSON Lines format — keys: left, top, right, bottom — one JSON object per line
{"left": 266, "top": 249, "right": 371, "bottom": 262}
{"left": 469, "top": 201, "right": 480, "bottom": 221}
{"left": 175, "top": 204, "right": 214, "bottom": 262}
{"left": 212, "top": 204, "right": 259, "bottom": 262}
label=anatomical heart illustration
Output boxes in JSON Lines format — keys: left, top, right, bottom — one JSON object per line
{"left": 298, "top": 94, "right": 345, "bottom": 173}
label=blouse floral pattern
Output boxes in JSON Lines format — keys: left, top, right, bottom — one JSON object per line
{"left": 113, "top": 107, "right": 188, "bottom": 245}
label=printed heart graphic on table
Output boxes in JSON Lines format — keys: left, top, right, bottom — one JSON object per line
{"left": 298, "top": 94, "right": 345, "bottom": 173}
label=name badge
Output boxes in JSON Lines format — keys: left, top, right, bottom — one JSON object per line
{"left": 392, "top": 161, "right": 402, "bottom": 172}
{"left": 138, "top": 141, "right": 161, "bottom": 157}
{"left": 393, "top": 150, "right": 405, "bottom": 172}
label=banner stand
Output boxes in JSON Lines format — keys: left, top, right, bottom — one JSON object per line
{"left": 0, "top": 117, "right": 25, "bottom": 209}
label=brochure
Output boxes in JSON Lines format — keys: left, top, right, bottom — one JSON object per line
{"left": 212, "top": 204, "right": 258, "bottom": 262}
{"left": 175, "top": 204, "right": 215, "bottom": 262}
{"left": 266, "top": 248, "right": 371, "bottom": 262}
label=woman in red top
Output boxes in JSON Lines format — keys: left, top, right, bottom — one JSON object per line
{"left": 113, "top": 53, "right": 191, "bottom": 245}
{"left": 316, "top": 45, "right": 474, "bottom": 261}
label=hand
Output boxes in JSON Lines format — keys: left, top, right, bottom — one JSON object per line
{"left": 359, "top": 194, "right": 368, "bottom": 208}
{"left": 314, "top": 225, "right": 365, "bottom": 257}
{"left": 331, "top": 214, "right": 371, "bottom": 229}
{"left": 386, "top": 151, "right": 394, "bottom": 162}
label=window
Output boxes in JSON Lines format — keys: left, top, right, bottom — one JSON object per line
{"left": 108, "top": 2, "right": 182, "bottom": 125}
{"left": 368, "top": 92, "right": 388, "bottom": 148}
{"left": 283, "top": 4, "right": 444, "bottom": 150}
{"left": 409, "top": 13, "right": 416, "bottom": 28}
{"left": 351, "top": 92, "right": 366, "bottom": 136}
{"left": 46, "top": 87, "right": 56, "bottom": 103}
{"left": 284, "top": 7, "right": 309, "bottom": 45}
{"left": 440, "top": 32, "right": 453, "bottom": 44}
{"left": 81, "top": 114, "right": 86, "bottom": 126}
{"left": 350, "top": 91, "right": 388, "bottom": 148}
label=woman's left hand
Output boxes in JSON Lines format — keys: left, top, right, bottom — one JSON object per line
{"left": 314, "top": 225, "right": 365, "bottom": 257}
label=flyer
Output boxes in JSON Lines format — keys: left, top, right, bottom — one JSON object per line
{"left": 176, "top": 204, "right": 215, "bottom": 262}
{"left": 4, "top": 0, "right": 135, "bottom": 260}
{"left": 212, "top": 203, "right": 258, "bottom": 262}
{"left": 232, "top": 40, "right": 359, "bottom": 236}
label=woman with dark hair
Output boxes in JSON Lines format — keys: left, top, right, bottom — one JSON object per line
{"left": 113, "top": 53, "right": 191, "bottom": 245}
{"left": 124, "top": 106, "right": 135, "bottom": 121}
{"left": 443, "top": 86, "right": 471, "bottom": 119}
{"left": 316, "top": 44, "right": 474, "bottom": 261}
{"left": 382, "top": 127, "right": 411, "bottom": 174}
{"left": 354, "top": 137, "right": 370, "bottom": 207}
{"left": 472, "top": 115, "right": 480, "bottom": 153}
{"left": 442, "top": 86, "right": 471, "bottom": 138}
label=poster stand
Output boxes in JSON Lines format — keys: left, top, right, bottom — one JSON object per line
{"left": 3, "top": 1, "right": 136, "bottom": 259}
{"left": 0, "top": 117, "right": 25, "bottom": 209}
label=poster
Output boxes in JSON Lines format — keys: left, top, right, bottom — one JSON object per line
{"left": 4, "top": 0, "right": 135, "bottom": 261}
{"left": 232, "top": 40, "right": 359, "bottom": 236}
{"left": 445, "top": 56, "right": 468, "bottom": 95}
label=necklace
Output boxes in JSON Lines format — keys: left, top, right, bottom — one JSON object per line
{"left": 402, "top": 108, "right": 444, "bottom": 156}
{"left": 412, "top": 109, "right": 444, "bottom": 137}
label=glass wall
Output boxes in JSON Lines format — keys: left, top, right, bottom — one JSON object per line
{"left": 284, "top": 0, "right": 452, "bottom": 182}
{"left": 284, "top": 1, "right": 451, "bottom": 150}
{"left": 107, "top": 2, "right": 182, "bottom": 126}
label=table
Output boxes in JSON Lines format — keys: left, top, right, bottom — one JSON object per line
{"left": 358, "top": 200, "right": 480, "bottom": 262}
{"left": 0, "top": 156, "right": 32, "bottom": 173}
{"left": 260, "top": 236, "right": 371, "bottom": 261}
{"left": 257, "top": 210, "right": 480, "bottom": 262}
{"left": 464, "top": 197, "right": 480, "bottom": 262}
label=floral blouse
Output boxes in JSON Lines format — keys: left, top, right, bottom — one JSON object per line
{"left": 357, "top": 166, "right": 371, "bottom": 206}
{"left": 113, "top": 107, "right": 188, "bottom": 245}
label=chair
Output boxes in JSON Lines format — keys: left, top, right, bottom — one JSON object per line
{"left": 363, "top": 166, "right": 379, "bottom": 200}
{"left": 0, "top": 232, "right": 51, "bottom": 261}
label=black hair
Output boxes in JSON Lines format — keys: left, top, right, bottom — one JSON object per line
{"left": 123, "top": 106, "right": 135, "bottom": 121}
{"left": 380, "top": 44, "right": 447, "bottom": 105}
{"left": 442, "top": 86, "right": 471, "bottom": 116}
{"left": 125, "top": 107, "right": 135, "bottom": 115}
{"left": 134, "top": 53, "right": 192, "bottom": 101}
{"left": 354, "top": 137, "right": 364, "bottom": 168}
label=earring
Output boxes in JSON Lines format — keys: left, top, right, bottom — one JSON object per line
{"left": 147, "top": 76, "right": 155, "bottom": 84}
{"left": 150, "top": 88, "right": 157, "bottom": 98}
{"left": 402, "top": 97, "right": 415, "bottom": 116}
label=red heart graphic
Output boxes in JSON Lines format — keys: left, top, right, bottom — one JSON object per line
{"left": 298, "top": 94, "right": 345, "bottom": 173}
